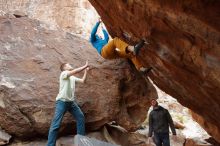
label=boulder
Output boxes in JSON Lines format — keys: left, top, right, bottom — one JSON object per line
{"left": 0, "top": 0, "right": 99, "bottom": 37}
{"left": 74, "top": 135, "right": 119, "bottom": 146}
{"left": 191, "top": 111, "right": 220, "bottom": 143}
{"left": 103, "top": 124, "right": 153, "bottom": 146}
{"left": 0, "top": 16, "right": 156, "bottom": 138}
{"left": 88, "top": 0, "right": 220, "bottom": 142}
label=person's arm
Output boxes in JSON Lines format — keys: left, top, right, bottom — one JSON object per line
{"left": 148, "top": 112, "right": 153, "bottom": 137}
{"left": 75, "top": 68, "right": 89, "bottom": 83}
{"left": 90, "top": 21, "right": 101, "bottom": 42}
{"left": 102, "top": 28, "right": 109, "bottom": 42}
{"left": 167, "top": 110, "right": 177, "bottom": 135}
{"left": 67, "top": 61, "right": 88, "bottom": 77}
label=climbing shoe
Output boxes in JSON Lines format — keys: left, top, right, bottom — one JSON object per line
{"left": 134, "top": 39, "right": 145, "bottom": 55}
{"left": 140, "top": 67, "right": 153, "bottom": 75}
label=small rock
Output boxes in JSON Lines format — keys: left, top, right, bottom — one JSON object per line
{"left": 74, "top": 135, "right": 119, "bottom": 146}
{"left": 0, "top": 129, "right": 11, "bottom": 145}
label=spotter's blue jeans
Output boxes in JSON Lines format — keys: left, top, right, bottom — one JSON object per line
{"left": 47, "top": 100, "right": 85, "bottom": 146}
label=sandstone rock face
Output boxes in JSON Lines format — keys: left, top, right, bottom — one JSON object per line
{"left": 89, "top": 0, "right": 220, "bottom": 142}
{"left": 0, "top": 0, "right": 99, "bottom": 37}
{"left": 0, "top": 16, "right": 156, "bottom": 138}
{"left": 191, "top": 111, "right": 220, "bottom": 144}
{"left": 185, "top": 138, "right": 213, "bottom": 146}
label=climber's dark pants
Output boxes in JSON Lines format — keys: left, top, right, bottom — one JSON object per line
{"left": 153, "top": 133, "right": 170, "bottom": 146}
{"left": 47, "top": 100, "right": 85, "bottom": 146}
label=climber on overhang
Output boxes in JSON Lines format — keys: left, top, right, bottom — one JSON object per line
{"left": 90, "top": 18, "right": 152, "bottom": 74}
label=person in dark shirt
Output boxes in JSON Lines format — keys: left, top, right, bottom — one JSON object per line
{"left": 90, "top": 19, "right": 152, "bottom": 74}
{"left": 148, "top": 99, "right": 176, "bottom": 146}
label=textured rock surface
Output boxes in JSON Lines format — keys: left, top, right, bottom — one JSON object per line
{"left": 185, "top": 138, "right": 213, "bottom": 146}
{"left": 89, "top": 0, "right": 220, "bottom": 142}
{"left": 0, "top": 0, "right": 99, "bottom": 37}
{"left": 0, "top": 16, "right": 156, "bottom": 138}
{"left": 191, "top": 111, "right": 220, "bottom": 144}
